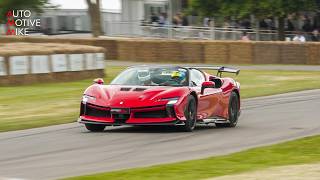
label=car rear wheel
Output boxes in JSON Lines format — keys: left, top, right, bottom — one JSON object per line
{"left": 181, "top": 95, "right": 197, "bottom": 132}
{"left": 85, "top": 124, "right": 106, "bottom": 132}
{"left": 216, "top": 91, "right": 239, "bottom": 128}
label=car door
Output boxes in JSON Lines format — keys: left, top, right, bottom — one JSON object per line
{"left": 189, "top": 69, "right": 222, "bottom": 120}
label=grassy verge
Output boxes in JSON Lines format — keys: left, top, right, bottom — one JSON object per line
{"left": 0, "top": 67, "right": 320, "bottom": 132}
{"left": 64, "top": 135, "right": 320, "bottom": 180}
{"left": 0, "top": 67, "right": 124, "bottom": 132}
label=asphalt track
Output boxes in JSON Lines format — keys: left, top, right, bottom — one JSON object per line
{"left": 0, "top": 89, "right": 320, "bottom": 180}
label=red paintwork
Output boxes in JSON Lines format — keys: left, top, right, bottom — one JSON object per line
{"left": 93, "top": 78, "right": 104, "bottom": 85}
{"left": 202, "top": 81, "right": 215, "bottom": 88}
{"left": 79, "top": 69, "right": 240, "bottom": 125}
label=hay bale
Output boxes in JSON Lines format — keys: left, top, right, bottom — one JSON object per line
{"left": 306, "top": 43, "right": 320, "bottom": 65}
{"left": 204, "top": 41, "right": 229, "bottom": 64}
{"left": 157, "top": 40, "right": 182, "bottom": 62}
{"left": 0, "top": 42, "right": 105, "bottom": 57}
{"left": 279, "top": 43, "right": 307, "bottom": 64}
{"left": 253, "top": 42, "right": 281, "bottom": 64}
{"left": 181, "top": 41, "right": 204, "bottom": 63}
{"left": 229, "top": 42, "right": 253, "bottom": 64}
{"left": 2, "top": 36, "right": 320, "bottom": 65}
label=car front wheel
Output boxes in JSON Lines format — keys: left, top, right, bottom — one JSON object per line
{"left": 181, "top": 95, "right": 197, "bottom": 132}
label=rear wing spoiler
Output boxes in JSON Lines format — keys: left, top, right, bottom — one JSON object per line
{"left": 188, "top": 66, "right": 240, "bottom": 77}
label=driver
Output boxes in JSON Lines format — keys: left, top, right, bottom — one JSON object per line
{"left": 163, "top": 71, "right": 186, "bottom": 86}
{"left": 137, "top": 69, "right": 156, "bottom": 86}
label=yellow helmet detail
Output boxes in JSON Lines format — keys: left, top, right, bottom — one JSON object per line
{"left": 171, "top": 71, "right": 181, "bottom": 78}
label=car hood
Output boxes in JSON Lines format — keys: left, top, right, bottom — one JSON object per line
{"left": 84, "top": 85, "right": 189, "bottom": 108}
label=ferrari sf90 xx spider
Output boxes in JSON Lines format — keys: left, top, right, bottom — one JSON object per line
{"left": 78, "top": 65, "right": 241, "bottom": 132}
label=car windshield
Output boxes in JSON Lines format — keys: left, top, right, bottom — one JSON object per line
{"left": 110, "top": 67, "right": 188, "bottom": 87}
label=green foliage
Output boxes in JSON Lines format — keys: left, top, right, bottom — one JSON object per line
{"left": 190, "top": 0, "right": 318, "bottom": 40}
{"left": 190, "top": 0, "right": 318, "bottom": 19}
{"left": 0, "top": 0, "right": 50, "bottom": 23}
{"left": 189, "top": 0, "right": 223, "bottom": 17}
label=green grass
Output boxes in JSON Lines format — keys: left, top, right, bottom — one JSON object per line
{"left": 231, "top": 70, "right": 320, "bottom": 98}
{"left": 0, "top": 67, "right": 125, "bottom": 132}
{"left": 64, "top": 135, "right": 320, "bottom": 180}
{"left": 0, "top": 66, "right": 320, "bottom": 132}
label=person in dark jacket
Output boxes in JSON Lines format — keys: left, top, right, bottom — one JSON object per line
{"left": 150, "top": 13, "right": 159, "bottom": 24}
{"left": 311, "top": 29, "right": 320, "bottom": 41}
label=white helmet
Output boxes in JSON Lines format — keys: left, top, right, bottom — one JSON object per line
{"left": 137, "top": 69, "right": 151, "bottom": 82}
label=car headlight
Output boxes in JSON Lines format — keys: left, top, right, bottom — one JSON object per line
{"left": 160, "top": 97, "right": 180, "bottom": 105}
{"left": 82, "top": 94, "right": 96, "bottom": 104}
{"left": 236, "top": 82, "right": 240, "bottom": 89}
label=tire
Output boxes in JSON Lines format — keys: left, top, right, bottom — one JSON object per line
{"left": 181, "top": 95, "right": 197, "bottom": 132}
{"left": 85, "top": 124, "right": 106, "bottom": 132}
{"left": 216, "top": 91, "right": 239, "bottom": 128}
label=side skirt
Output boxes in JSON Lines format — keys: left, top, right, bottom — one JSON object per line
{"left": 78, "top": 118, "right": 186, "bottom": 126}
{"left": 197, "top": 117, "right": 230, "bottom": 125}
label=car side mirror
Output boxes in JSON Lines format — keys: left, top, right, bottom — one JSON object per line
{"left": 201, "top": 81, "right": 215, "bottom": 94}
{"left": 93, "top": 78, "right": 104, "bottom": 85}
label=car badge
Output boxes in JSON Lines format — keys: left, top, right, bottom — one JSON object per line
{"left": 120, "top": 101, "right": 124, "bottom": 105}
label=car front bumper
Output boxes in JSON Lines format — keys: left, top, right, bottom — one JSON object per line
{"left": 78, "top": 118, "right": 182, "bottom": 126}
{"left": 79, "top": 102, "right": 182, "bottom": 126}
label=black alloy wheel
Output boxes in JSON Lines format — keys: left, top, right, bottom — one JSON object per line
{"left": 181, "top": 95, "right": 197, "bottom": 132}
{"left": 216, "top": 91, "right": 239, "bottom": 128}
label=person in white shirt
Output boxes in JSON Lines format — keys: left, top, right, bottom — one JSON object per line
{"left": 203, "top": 17, "right": 210, "bottom": 27}
{"left": 293, "top": 32, "right": 306, "bottom": 42}
{"left": 241, "top": 31, "right": 251, "bottom": 41}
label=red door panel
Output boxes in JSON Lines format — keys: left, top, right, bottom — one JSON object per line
{"left": 219, "top": 79, "right": 234, "bottom": 118}
{"left": 197, "top": 88, "right": 222, "bottom": 119}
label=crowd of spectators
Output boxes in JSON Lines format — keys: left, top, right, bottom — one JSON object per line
{"left": 145, "top": 12, "right": 320, "bottom": 42}
{"left": 149, "top": 12, "right": 189, "bottom": 27}
{"left": 205, "top": 15, "right": 320, "bottom": 42}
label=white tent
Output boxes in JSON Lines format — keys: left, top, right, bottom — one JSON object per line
{"left": 39, "top": 0, "right": 121, "bottom": 34}
{"left": 49, "top": 0, "right": 121, "bottom": 10}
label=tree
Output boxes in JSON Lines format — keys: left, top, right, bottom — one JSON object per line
{"left": 86, "top": 0, "right": 102, "bottom": 37}
{"left": 190, "top": 0, "right": 318, "bottom": 40}
{"left": 189, "top": 0, "right": 223, "bottom": 17}
{"left": 252, "top": 0, "right": 317, "bottom": 40}
{"left": 0, "top": 0, "right": 49, "bottom": 23}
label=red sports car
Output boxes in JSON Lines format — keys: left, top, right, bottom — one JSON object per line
{"left": 78, "top": 65, "right": 241, "bottom": 132}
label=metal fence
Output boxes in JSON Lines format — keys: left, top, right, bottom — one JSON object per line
{"left": 104, "top": 21, "right": 315, "bottom": 41}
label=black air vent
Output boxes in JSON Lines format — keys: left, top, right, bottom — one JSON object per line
{"left": 134, "top": 110, "right": 168, "bottom": 118}
{"left": 84, "top": 104, "right": 111, "bottom": 118}
{"left": 134, "top": 88, "right": 147, "bottom": 92}
{"left": 120, "top": 87, "right": 131, "bottom": 91}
